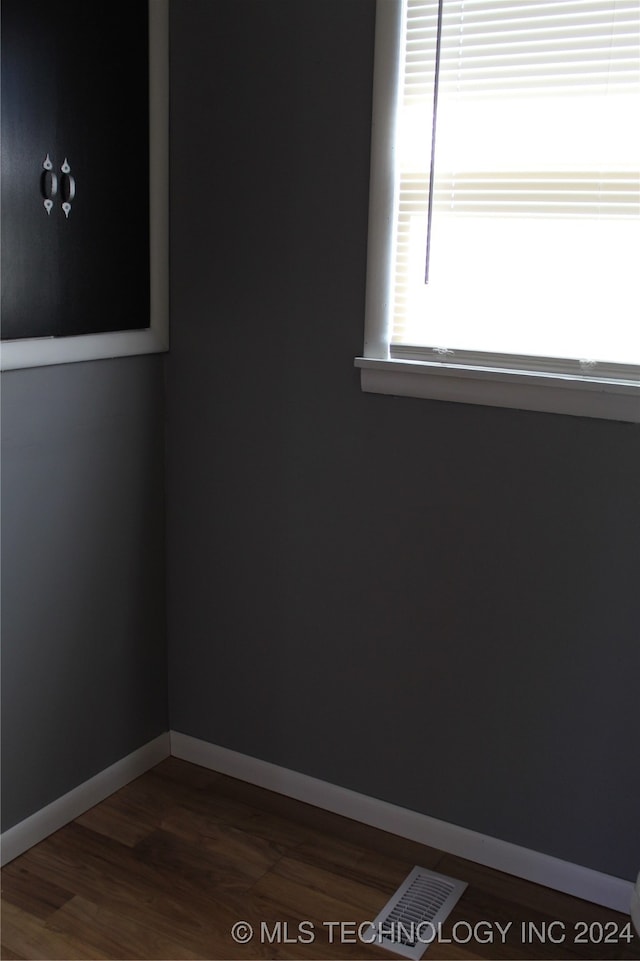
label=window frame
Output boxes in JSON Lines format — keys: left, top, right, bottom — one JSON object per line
{"left": 0, "top": 0, "right": 169, "bottom": 372}
{"left": 355, "top": 0, "right": 640, "bottom": 423}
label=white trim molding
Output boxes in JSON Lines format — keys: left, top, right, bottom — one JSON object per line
{"left": 357, "top": 0, "right": 640, "bottom": 424}
{"left": 632, "top": 873, "right": 640, "bottom": 936}
{"left": 170, "top": 731, "right": 634, "bottom": 915}
{"left": 2, "top": 729, "right": 634, "bottom": 917}
{"left": 0, "top": 733, "right": 170, "bottom": 866}
{"left": 355, "top": 357, "right": 640, "bottom": 423}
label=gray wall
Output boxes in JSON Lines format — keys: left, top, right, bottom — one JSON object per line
{"left": 1, "top": 357, "right": 168, "bottom": 831}
{"left": 167, "top": 0, "right": 640, "bottom": 882}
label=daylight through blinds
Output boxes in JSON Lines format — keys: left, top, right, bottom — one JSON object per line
{"left": 391, "top": 0, "right": 640, "bottom": 363}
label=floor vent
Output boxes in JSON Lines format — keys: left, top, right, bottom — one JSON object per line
{"left": 362, "top": 865, "right": 468, "bottom": 960}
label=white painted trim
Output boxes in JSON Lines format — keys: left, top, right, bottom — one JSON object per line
{"left": 148, "top": 0, "right": 170, "bottom": 357}
{"left": 0, "top": 733, "right": 170, "bottom": 866}
{"left": 0, "top": 0, "right": 169, "bottom": 371}
{"left": 170, "top": 731, "right": 634, "bottom": 915}
{"left": 358, "top": 0, "right": 640, "bottom": 424}
{"left": 362, "top": 0, "right": 402, "bottom": 361}
{"left": 632, "top": 873, "right": 640, "bottom": 937}
{"left": 356, "top": 357, "right": 640, "bottom": 423}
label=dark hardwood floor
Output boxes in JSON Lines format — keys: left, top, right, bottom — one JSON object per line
{"left": 2, "top": 758, "right": 638, "bottom": 960}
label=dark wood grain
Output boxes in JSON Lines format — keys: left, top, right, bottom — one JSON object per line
{"left": 2, "top": 758, "right": 638, "bottom": 961}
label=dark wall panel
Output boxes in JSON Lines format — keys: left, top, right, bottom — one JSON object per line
{"left": 166, "top": 1, "right": 640, "bottom": 881}
{"left": 1, "top": 0, "right": 149, "bottom": 339}
{"left": 1, "top": 356, "right": 167, "bottom": 831}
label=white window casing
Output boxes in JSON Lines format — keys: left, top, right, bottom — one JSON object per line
{"left": 356, "top": 0, "right": 640, "bottom": 422}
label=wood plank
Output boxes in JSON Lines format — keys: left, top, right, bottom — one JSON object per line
{"left": 74, "top": 791, "right": 160, "bottom": 848}
{"left": 250, "top": 855, "right": 391, "bottom": 922}
{"left": 158, "top": 806, "right": 288, "bottom": 878}
{"left": 144, "top": 769, "right": 318, "bottom": 849}
{"left": 437, "top": 853, "right": 637, "bottom": 927}
{"left": 2, "top": 761, "right": 638, "bottom": 961}
{"left": 132, "top": 824, "right": 281, "bottom": 891}
{"left": 0, "top": 901, "right": 111, "bottom": 961}
{"left": 291, "top": 832, "right": 432, "bottom": 895}
{"left": 46, "top": 895, "right": 206, "bottom": 960}
{"left": 0, "top": 946, "right": 28, "bottom": 961}
{"left": 0, "top": 863, "right": 74, "bottom": 920}
{"left": 441, "top": 887, "right": 586, "bottom": 961}
{"left": 17, "top": 825, "right": 253, "bottom": 956}
{"left": 208, "top": 771, "right": 444, "bottom": 864}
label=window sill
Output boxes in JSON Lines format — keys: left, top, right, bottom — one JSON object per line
{"left": 1, "top": 326, "right": 168, "bottom": 371}
{"left": 354, "top": 356, "right": 640, "bottom": 423}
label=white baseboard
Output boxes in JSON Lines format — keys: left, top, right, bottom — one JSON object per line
{"left": 170, "top": 731, "right": 634, "bottom": 916}
{"left": 2, "top": 729, "right": 633, "bottom": 918}
{"left": 0, "top": 733, "right": 170, "bottom": 866}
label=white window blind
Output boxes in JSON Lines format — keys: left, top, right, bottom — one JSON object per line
{"left": 391, "top": 0, "right": 640, "bottom": 374}
{"left": 404, "top": 1, "right": 640, "bottom": 99}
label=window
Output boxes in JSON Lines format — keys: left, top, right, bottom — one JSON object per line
{"left": 356, "top": 0, "right": 640, "bottom": 421}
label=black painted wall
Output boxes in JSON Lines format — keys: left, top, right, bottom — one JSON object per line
{"left": 166, "top": 0, "right": 640, "bottom": 882}
{"left": 1, "top": 357, "right": 168, "bottom": 831}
